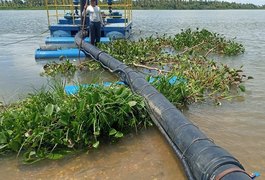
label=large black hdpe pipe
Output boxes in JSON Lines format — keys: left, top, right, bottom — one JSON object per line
{"left": 75, "top": 31, "right": 252, "bottom": 180}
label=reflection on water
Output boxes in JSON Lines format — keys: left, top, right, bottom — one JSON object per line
{"left": 0, "top": 10, "right": 265, "bottom": 179}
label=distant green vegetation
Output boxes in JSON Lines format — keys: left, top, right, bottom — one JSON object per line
{"left": 133, "top": 0, "right": 265, "bottom": 9}
{"left": 1, "top": 0, "right": 265, "bottom": 10}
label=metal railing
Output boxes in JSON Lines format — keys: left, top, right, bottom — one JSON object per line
{"left": 44, "top": 0, "right": 132, "bottom": 28}
{"left": 45, "top": 0, "right": 79, "bottom": 26}
{"left": 99, "top": 0, "right": 132, "bottom": 27}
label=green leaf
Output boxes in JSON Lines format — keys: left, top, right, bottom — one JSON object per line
{"left": 24, "top": 151, "right": 37, "bottom": 161}
{"left": 0, "top": 144, "right": 8, "bottom": 150}
{"left": 109, "top": 129, "right": 117, "bottom": 136}
{"left": 239, "top": 85, "right": 246, "bottom": 92}
{"left": 94, "top": 131, "right": 100, "bottom": 136}
{"left": 59, "top": 119, "right": 68, "bottom": 126}
{"left": 55, "top": 105, "right": 61, "bottom": 113}
{"left": 29, "top": 151, "right": 36, "bottom": 157}
{"left": 7, "top": 130, "right": 13, "bottom": 136}
{"left": 86, "top": 93, "right": 93, "bottom": 104}
{"left": 92, "top": 141, "right": 100, "bottom": 148}
{"left": 247, "top": 76, "right": 254, "bottom": 80}
{"left": 79, "top": 99, "right": 86, "bottom": 111}
{"left": 47, "top": 153, "right": 64, "bottom": 160}
{"left": 116, "top": 87, "right": 125, "bottom": 96}
{"left": 92, "top": 92, "right": 100, "bottom": 103}
{"left": 139, "top": 101, "right": 145, "bottom": 108}
{"left": 0, "top": 132, "right": 7, "bottom": 144}
{"left": 45, "top": 104, "right": 54, "bottom": 116}
{"left": 9, "top": 140, "right": 20, "bottom": 151}
{"left": 115, "top": 132, "right": 123, "bottom": 138}
{"left": 128, "top": 101, "right": 137, "bottom": 107}
{"left": 22, "top": 150, "right": 41, "bottom": 164}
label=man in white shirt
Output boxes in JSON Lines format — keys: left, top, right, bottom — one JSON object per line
{"left": 83, "top": 0, "right": 104, "bottom": 46}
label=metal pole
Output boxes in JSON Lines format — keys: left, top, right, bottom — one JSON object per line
{"left": 80, "top": 0, "right": 87, "bottom": 28}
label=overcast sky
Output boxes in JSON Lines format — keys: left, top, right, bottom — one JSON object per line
{"left": 221, "top": 0, "right": 265, "bottom": 5}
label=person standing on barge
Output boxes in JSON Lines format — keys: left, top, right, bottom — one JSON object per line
{"left": 83, "top": 0, "right": 104, "bottom": 46}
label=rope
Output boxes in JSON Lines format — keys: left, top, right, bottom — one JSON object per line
{"left": 0, "top": 29, "right": 49, "bottom": 46}
{"left": 82, "top": 0, "right": 88, "bottom": 31}
{"left": 78, "top": 0, "right": 88, "bottom": 62}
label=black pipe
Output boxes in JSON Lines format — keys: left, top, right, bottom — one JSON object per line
{"left": 75, "top": 31, "right": 252, "bottom": 180}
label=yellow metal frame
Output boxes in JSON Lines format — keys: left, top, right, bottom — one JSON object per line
{"left": 98, "top": 0, "right": 132, "bottom": 27}
{"left": 45, "top": 0, "right": 79, "bottom": 27}
{"left": 45, "top": 0, "right": 132, "bottom": 27}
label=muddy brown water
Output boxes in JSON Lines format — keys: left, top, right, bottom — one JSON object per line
{"left": 0, "top": 10, "right": 265, "bottom": 179}
{"left": 0, "top": 128, "right": 185, "bottom": 179}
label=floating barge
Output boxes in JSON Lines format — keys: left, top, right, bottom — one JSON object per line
{"left": 35, "top": 0, "right": 132, "bottom": 59}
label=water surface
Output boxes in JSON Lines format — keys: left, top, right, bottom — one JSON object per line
{"left": 0, "top": 10, "right": 265, "bottom": 179}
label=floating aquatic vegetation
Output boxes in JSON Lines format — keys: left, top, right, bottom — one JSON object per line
{"left": 41, "top": 59, "right": 77, "bottom": 77}
{"left": 98, "top": 28, "right": 245, "bottom": 65}
{"left": 41, "top": 29, "right": 248, "bottom": 106}
{"left": 41, "top": 28, "right": 249, "bottom": 105}
{"left": 0, "top": 28, "right": 251, "bottom": 163}
{"left": 171, "top": 28, "right": 245, "bottom": 56}
{"left": 0, "top": 83, "right": 152, "bottom": 163}
{"left": 98, "top": 28, "right": 248, "bottom": 105}
{"left": 148, "top": 75, "right": 191, "bottom": 108}
{"left": 41, "top": 59, "right": 101, "bottom": 77}
{"left": 150, "top": 56, "right": 249, "bottom": 106}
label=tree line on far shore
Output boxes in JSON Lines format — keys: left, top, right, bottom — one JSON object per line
{"left": 0, "top": 0, "right": 264, "bottom": 9}
{"left": 133, "top": 0, "right": 264, "bottom": 9}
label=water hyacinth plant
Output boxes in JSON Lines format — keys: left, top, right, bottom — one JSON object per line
{"left": 98, "top": 28, "right": 245, "bottom": 65}
{"left": 41, "top": 59, "right": 77, "bottom": 77}
{"left": 171, "top": 28, "right": 245, "bottom": 55}
{"left": 98, "top": 28, "right": 248, "bottom": 104}
{"left": 0, "top": 83, "right": 152, "bottom": 163}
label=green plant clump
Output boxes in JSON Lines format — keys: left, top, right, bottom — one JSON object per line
{"left": 98, "top": 28, "right": 245, "bottom": 65}
{"left": 41, "top": 59, "right": 77, "bottom": 77}
{"left": 0, "top": 84, "right": 152, "bottom": 163}
{"left": 42, "top": 29, "right": 248, "bottom": 106}
{"left": 97, "top": 28, "right": 248, "bottom": 105}
{"left": 41, "top": 29, "right": 248, "bottom": 106}
{"left": 172, "top": 28, "right": 245, "bottom": 55}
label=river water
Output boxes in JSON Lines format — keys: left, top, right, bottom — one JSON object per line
{"left": 0, "top": 10, "right": 265, "bottom": 179}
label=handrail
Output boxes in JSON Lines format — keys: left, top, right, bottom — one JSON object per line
{"left": 45, "top": 0, "right": 80, "bottom": 27}
{"left": 98, "top": 0, "right": 132, "bottom": 27}
{"left": 45, "top": 0, "right": 132, "bottom": 27}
